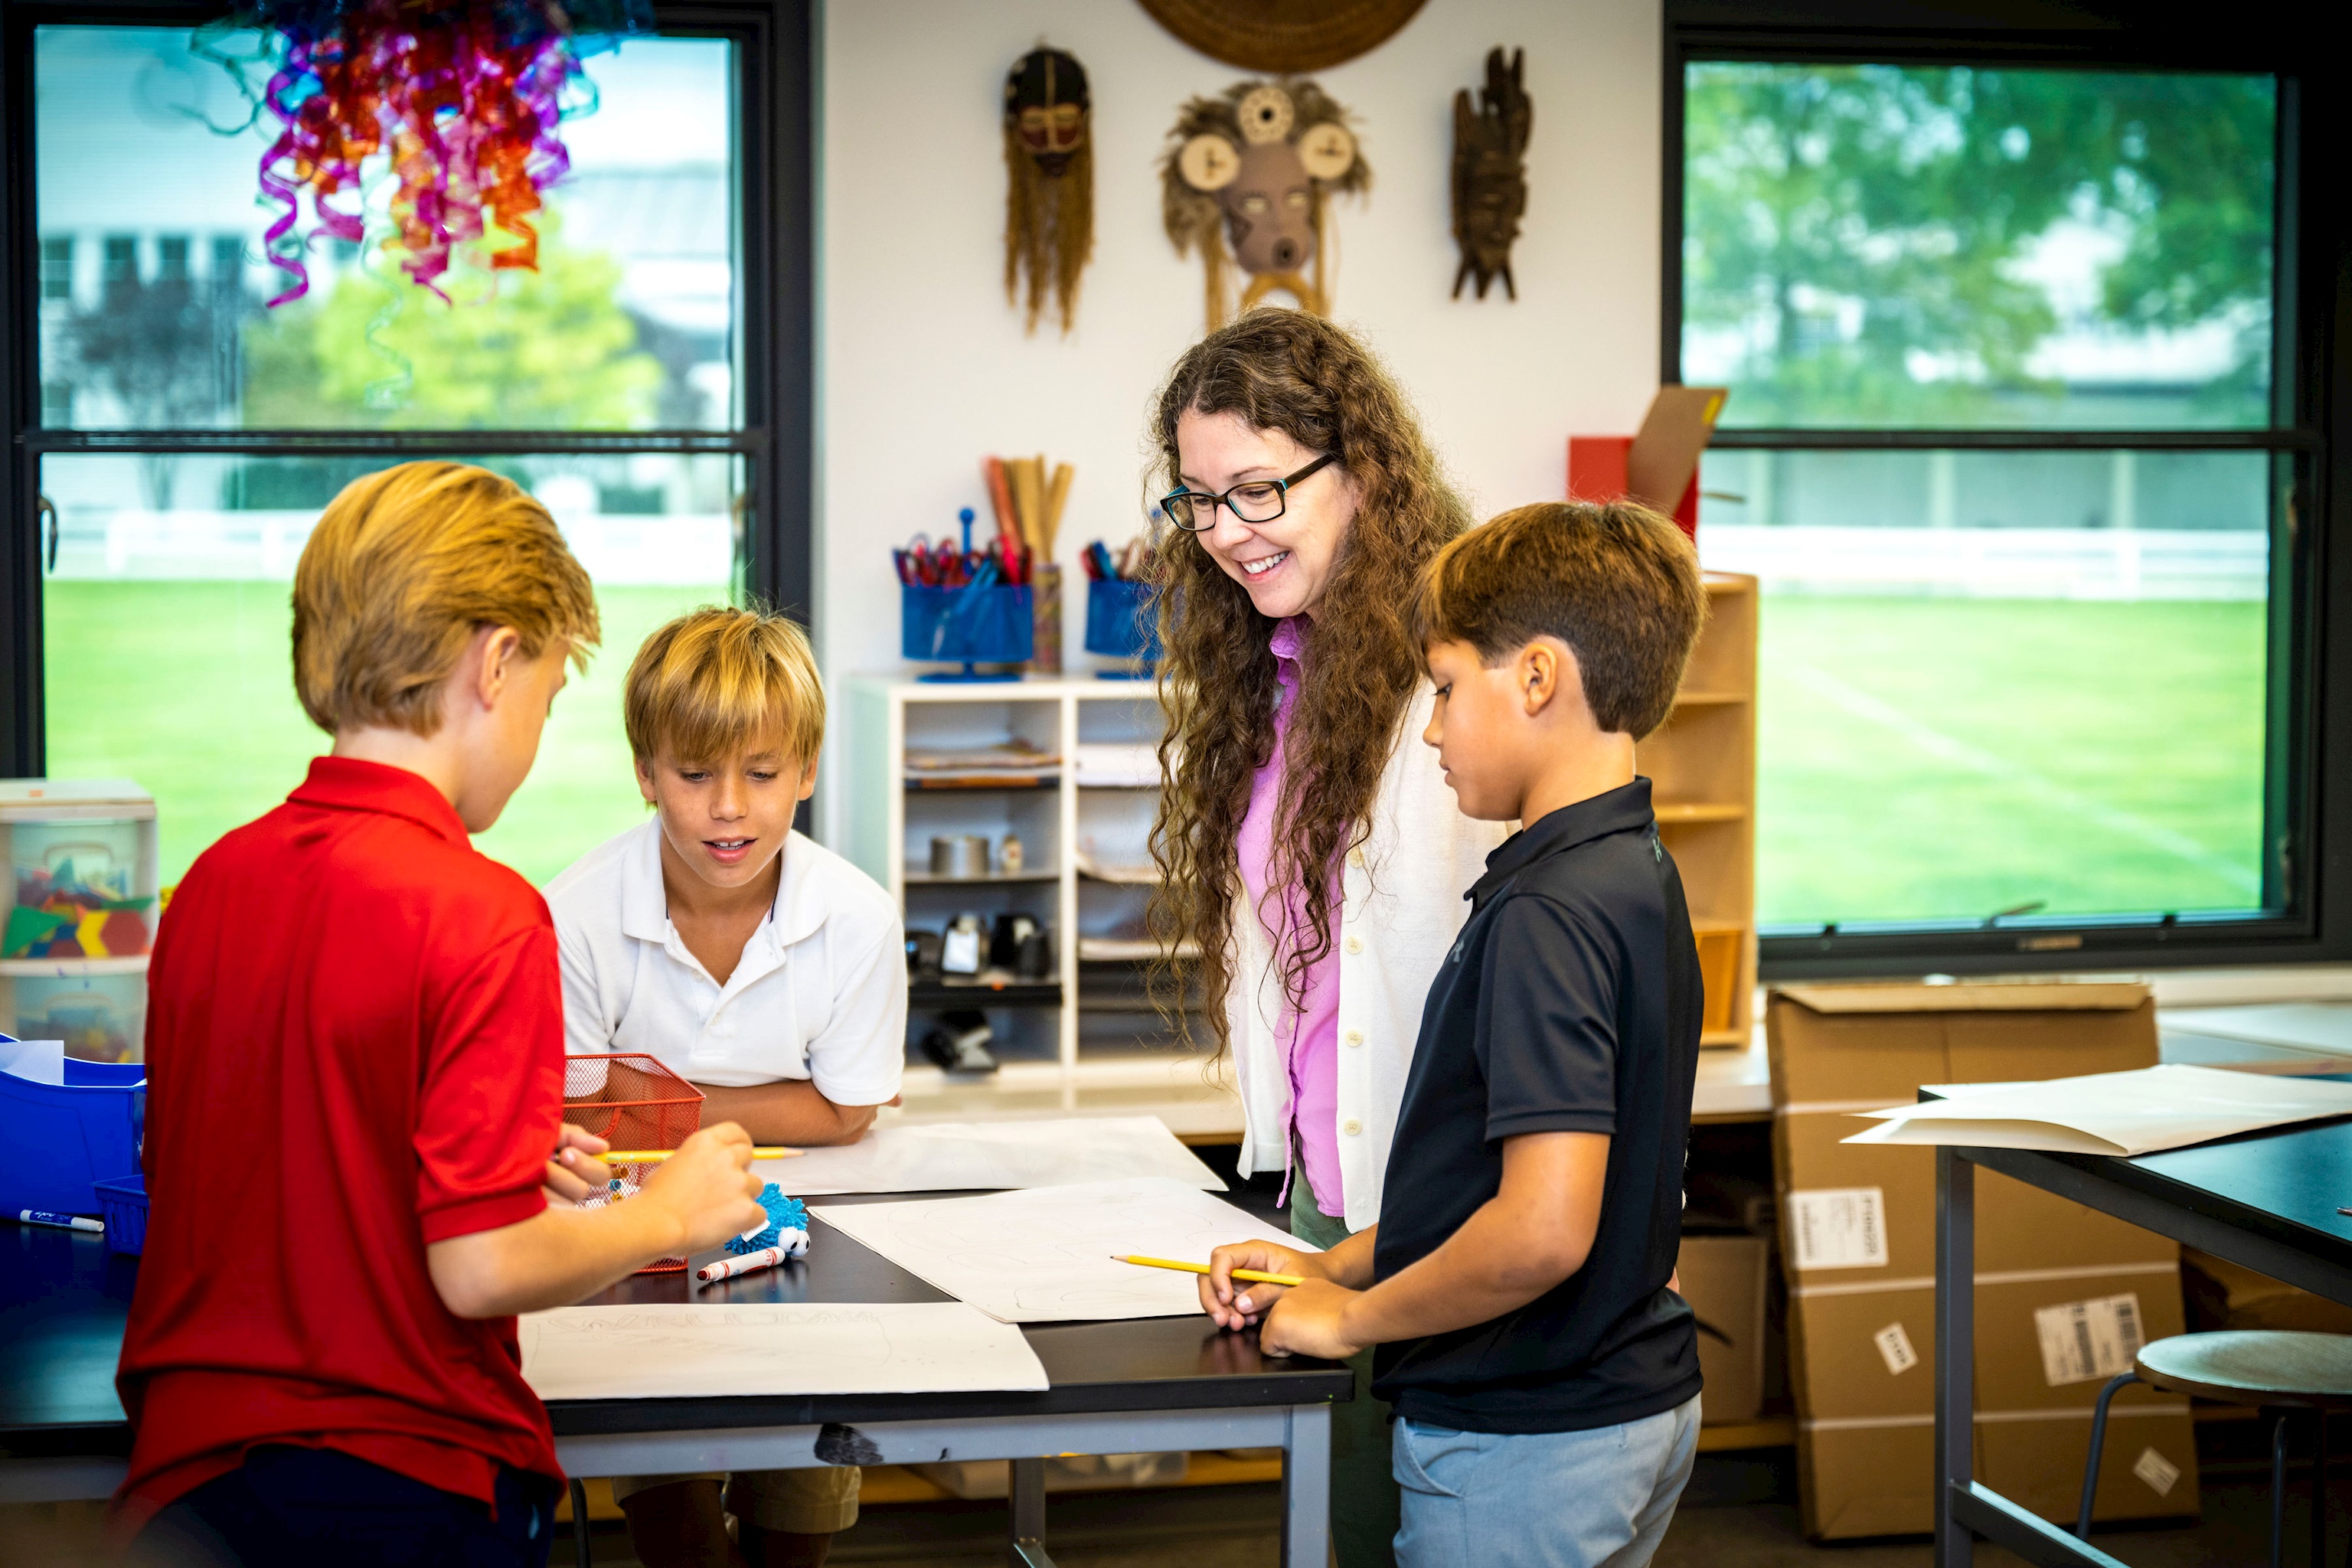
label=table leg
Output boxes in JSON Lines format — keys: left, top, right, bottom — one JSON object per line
{"left": 1282, "top": 1400, "right": 1333, "bottom": 1568}
{"left": 1008, "top": 1456, "right": 1054, "bottom": 1568}
{"left": 569, "top": 1477, "right": 593, "bottom": 1568}
{"left": 1936, "top": 1146, "right": 1975, "bottom": 1568}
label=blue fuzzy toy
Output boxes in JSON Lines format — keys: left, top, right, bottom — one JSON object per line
{"left": 729, "top": 1183, "right": 810, "bottom": 1258}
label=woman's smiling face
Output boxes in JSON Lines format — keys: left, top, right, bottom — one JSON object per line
{"left": 1176, "top": 407, "right": 1358, "bottom": 622}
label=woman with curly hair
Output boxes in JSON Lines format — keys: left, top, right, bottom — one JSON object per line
{"left": 1146, "top": 311, "right": 1507, "bottom": 1566}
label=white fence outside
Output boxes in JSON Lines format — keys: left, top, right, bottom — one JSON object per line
{"left": 51, "top": 508, "right": 734, "bottom": 586}
{"left": 1697, "top": 525, "right": 2268, "bottom": 600}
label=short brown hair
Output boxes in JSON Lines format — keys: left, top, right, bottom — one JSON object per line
{"left": 1418, "top": 500, "right": 1707, "bottom": 739}
{"left": 624, "top": 606, "right": 825, "bottom": 766}
{"left": 292, "top": 462, "right": 599, "bottom": 736}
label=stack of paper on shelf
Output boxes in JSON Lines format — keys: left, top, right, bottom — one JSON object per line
{"left": 903, "top": 740, "right": 1060, "bottom": 787}
{"left": 1072, "top": 743, "right": 1158, "bottom": 787}
{"left": 1846, "top": 1063, "right": 2352, "bottom": 1156}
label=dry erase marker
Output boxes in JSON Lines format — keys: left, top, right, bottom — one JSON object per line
{"left": 20, "top": 1210, "right": 103, "bottom": 1234}
{"left": 1112, "top": 1253, "right": 1304, "bottom": 1287}
{"left": 697, "top": 1247, "right": 789, "bottom": 1285}
{"left": 602, "top": 1147, "right": 802, "bottom": 1164}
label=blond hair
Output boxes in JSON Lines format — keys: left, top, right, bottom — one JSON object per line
{"left": 292, "top": 462, "right": 599, "bottom": 736}
{"left": 624, "top": 606, "right": 825, "bottom": 766}
{"left": 1418, "top": 500, "right": 1707, "bottom": 740}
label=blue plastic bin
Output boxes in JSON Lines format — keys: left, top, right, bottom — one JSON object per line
{"left": 1084, "top": 578, "right": 1160, "bottom": 666}
{"left": 0, "top": 1033, "right": 144, "bottom": 1217}
{"left": 902, "top": 582, "right": 1034, "bottom": 671}
{"left": 93, "top": 1173, "right": 148, "bottom": 1255}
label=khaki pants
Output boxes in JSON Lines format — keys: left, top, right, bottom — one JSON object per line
{"left": 609, "top": 1467, "right": 861, "bottom": 1534}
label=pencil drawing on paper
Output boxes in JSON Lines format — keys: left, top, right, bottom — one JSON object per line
{"left": 810, "top": 1178, "right": 1308, "bottom": 1323}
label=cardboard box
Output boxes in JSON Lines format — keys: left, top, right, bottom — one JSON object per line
{"left": 1973, "top": 1268, "right": 2189, "bottom": 1415}
{"left": 1770, "top": 983, "right": 2171, "bottom": 1291}
{"left": 1787, "top": 1282, "right": 1936, "bottom": 1422}
{"left": 1798, "top": 1418, "right": 1941, "bottom": 1540}
{"left": 1769, "top": 981, "right": 2190, "bottom": 1540}
{"left": 2182, "top": 1246, "right": 2352, "bottom": 1334}
{"left": 1980, "top": 1408, "right": 2200, "bottom": 1525}
{"left": 1677, "top": 1233, "right": 1769, "bottom": 1423}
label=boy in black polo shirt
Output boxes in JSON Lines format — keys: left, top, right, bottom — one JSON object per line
{"left": 1200, "top": 499, "right": 1709, "bottom": 1567}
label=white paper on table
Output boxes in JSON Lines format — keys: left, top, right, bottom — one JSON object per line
{"left": 754, "top": 1116, "right": 1223, "bottom": 1196}
{"left": 1843, "top": 1063, "right": 2352, "bottom": 1157}
{"left": 516, "top": 1302, "right": 1047, "bottom": 1400}
{"left": 808, "top": 1176, "right": 1311, "bottom": 1323}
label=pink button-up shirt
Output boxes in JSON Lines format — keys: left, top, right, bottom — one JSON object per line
{"left": 1234, "top": 616, "right": 1345, "bottom": 1218}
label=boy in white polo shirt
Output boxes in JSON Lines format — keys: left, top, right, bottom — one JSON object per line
{"left": 546, "top": 605, "right": 903, "bottom": 1568}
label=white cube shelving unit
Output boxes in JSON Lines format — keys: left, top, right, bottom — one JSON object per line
{"left": 842, "top": 675, "right": 1240, "bottom": 1136}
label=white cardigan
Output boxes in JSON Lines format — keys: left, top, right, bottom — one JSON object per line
{"left": 1225, "top": 681, "right": 1511, "bottom": 1232}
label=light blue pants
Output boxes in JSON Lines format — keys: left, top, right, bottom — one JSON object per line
{"left": 1391, "top": 1394, "right": 1701, "bottom": 1568}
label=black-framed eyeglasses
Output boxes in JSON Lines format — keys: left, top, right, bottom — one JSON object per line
{"left": 1160, "top": 453, "right": 1336, "bottom": 532}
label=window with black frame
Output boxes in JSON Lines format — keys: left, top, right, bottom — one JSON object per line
{"left": 26, "top": 21, "right": 753, "bottom": 885}
{"left": 1671, "top": 58, "right": 2298, "bottom": 953}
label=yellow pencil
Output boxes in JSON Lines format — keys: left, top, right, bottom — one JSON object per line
{"left": 601, "top": 1147, "right": 802, "bottom": 1163}
{"left": 1112, "top": 1253, "right": 1304, "bottom": 1287}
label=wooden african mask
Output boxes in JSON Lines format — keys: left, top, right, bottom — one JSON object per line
{"left": 1163, "top": 77, "right": 1367, "bottom": 330}
{"left": 1004, "top": 47, "right": 1094, "bottom": 334}
{"left": 1451, "top": 47, "right": 1531, "bottom": 301}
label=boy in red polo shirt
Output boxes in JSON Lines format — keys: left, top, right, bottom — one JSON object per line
{"left": 116, "top": 462, "right": 767, "bottom": 1568}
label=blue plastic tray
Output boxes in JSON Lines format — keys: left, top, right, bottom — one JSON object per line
{"left": 93, "top": 1173, "right": 148, "bottom": 1255}
{"left": 1084, "top": 577, "right": 1159, "bottom": 665}
{"left": 0, "top": 1034, "right": 144, "bottom": 1217}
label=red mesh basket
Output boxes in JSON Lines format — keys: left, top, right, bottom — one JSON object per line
{"left": 564, "top": 1053, "right": 704, "bottom": 1273}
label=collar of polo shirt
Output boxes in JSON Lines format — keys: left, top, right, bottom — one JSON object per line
{"left": 618, "top": 818, "right": 828, "bottom": 959}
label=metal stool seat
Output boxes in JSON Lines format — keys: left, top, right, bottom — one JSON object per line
{"left": 2083, "top": 1331, "right": 2352, "bottom": 1566}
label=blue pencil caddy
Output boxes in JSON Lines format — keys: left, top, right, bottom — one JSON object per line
{"left": 0, "top": 1033, "right": 144, "bottom": 1217}
{"left": 903, "top": 582, "right": 1034, "bottom": 681}
{"left": 1084, "top": 578, "right": 1159, "bottom": 676}
{"left": 93, "top": 1173, "right": 148, "bottom": 1255}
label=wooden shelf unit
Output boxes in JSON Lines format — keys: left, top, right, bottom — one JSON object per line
{"left": 845, "top": 676, "right": 1239, "bottom": 1129}
{"left": 1639, "top": 573, "right": 1758, "bottom": 1048}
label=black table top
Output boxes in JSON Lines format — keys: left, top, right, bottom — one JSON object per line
{"left": 1944, "top": 1104, "right": 2352, "bottom": 1303}
{"left": 0, "top": 1190, "right": 1351, "bottom": 1462}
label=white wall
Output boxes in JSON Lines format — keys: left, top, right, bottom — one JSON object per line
{"left": 817, "top": 0, "right": 1663, "bottom": 839}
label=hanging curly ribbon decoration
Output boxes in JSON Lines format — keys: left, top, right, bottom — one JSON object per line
{"left": 242, "top": 0, "right": 649, "bottom": 307}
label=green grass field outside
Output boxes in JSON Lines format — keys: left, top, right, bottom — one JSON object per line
{"left": 44, "top": 584, "right": 2269, "bottom": 924}
{"left": 43, "top": 581, "right": 730, "bottom": 887}
{"left": 1756, "top": 595, "right": 2268, "bottom": 926}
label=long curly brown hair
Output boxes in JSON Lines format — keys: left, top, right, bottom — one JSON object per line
{"left": 1145, "top": 312, "right": 1469, "bottom": 1054}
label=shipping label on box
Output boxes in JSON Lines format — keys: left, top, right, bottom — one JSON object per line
{"left": 1873, "top": 1321, "right": 1919, "bottom": 1376}
{"left": 1788, "top": 1187, "right": 1888, "bottom": 1270}
{"left": 2034, "top": 1293, "right": 2145, "bottom": 1386}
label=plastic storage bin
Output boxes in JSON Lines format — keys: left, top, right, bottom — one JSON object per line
{"left": 564, "top": 1053, "right": 704, "bottom": 1273}
{"left": 1083, "top": 578, "right": 1159, "bottom": 670}
{"left": 93, "top": 1173, "right": 149, "bottom": 1255}
{"left": 7, "top": 966, "right": 146, "bottom": 1064}
{"left": 3, "top": 780, "right": 159, "bottom": 960}
{"left": 902, "top": 582, "right": 1034, "bottom": 680}
{"left": 0, "top": 1033, "right": 145, "bottom": 1217}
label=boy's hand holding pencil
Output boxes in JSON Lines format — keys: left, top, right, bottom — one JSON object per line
{"left": 1197, "top": 1240, "right": 1325, "bottom": 1331}
{"left": 543, "top": 1122, "right": 615, "bottom": 1204}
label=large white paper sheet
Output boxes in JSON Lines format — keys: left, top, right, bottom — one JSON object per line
{"left": 517, "top": 1302, "right": 1047, "bottom": 1400}
{"left": 1844, "top": 1063, "right": 2352, "bottom": 1157}
{"left": 753, "top": 1116, "right": 1223, "bottom": 1196}
{"left": 808, "top": 1177, "right": 1309, "bottom": 1323}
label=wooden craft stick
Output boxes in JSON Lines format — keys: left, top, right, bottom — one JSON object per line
{"left": 984, "top": 457, "right": 1019, "bottom": 551}
{"left": 1112, "top": 1253, "right": 1304, "bottom": 1287}
{"left": 1044, "top": 462, "right": 1073, "bottom": 557}
{"left": 1012, "top": 457, "right": 1044, "bottom": 552}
